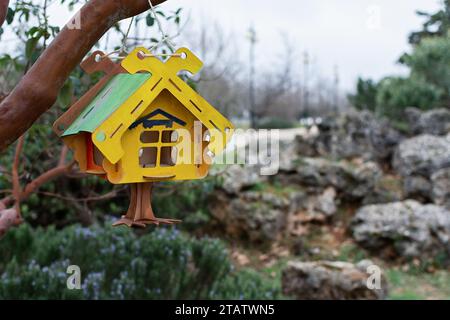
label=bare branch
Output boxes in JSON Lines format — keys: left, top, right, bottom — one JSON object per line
{"left": 12, "top": 135, "right": 24, "bottom": 216}
{"left": 0, "top": 138, "right": 76, "bottom": 237}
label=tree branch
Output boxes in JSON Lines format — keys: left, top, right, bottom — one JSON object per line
{"left": 12, "top": 135, "right": 24, "bottom": 215}
{"left": 0, "top": 140, "right": 76, "bottom": 238}
{"left": 0, "top": 0, "right": 167, "bottom": 151}
{"left": 0, "top": 0, "right": 9, "bottom": 28}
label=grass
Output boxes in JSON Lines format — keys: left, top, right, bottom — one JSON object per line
{"left": 387, "top": 268, "right": 450, "bottom": 300}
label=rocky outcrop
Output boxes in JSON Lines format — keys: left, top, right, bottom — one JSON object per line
{"left": 209, "top": 191, "right": 291, "bottom": 244}
{"left": 282, "top": 260, "right": 388, "bottom": 300}
{"left": 220, "top": 165, "right": 267, "bottom": 195}
{"left": 406, "top": 107, "right": 450, "bottom": 136}
{"left": 277, "top": 157, "right": 382, "bottom": 201}
{"left": 295, "top": 110, "right": 403, "bottom": 163}
{"left": 351, "top": 200, "right": 450, "bottom": 259}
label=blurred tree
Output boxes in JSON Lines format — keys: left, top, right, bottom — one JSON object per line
{"left": 350, "top": 0, "right": 450, "bottom": 119}
{"left": 400, "top": 37, "right": 450, "bottom": 105}
{"left": 348, "top": 78, "right": 378, "bottom": 112}
{"left": 409, "top": 0, "right": 450, "bottom": 45}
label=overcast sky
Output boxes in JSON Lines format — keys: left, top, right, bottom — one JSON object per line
{"left": 43, "top": 0, "right": 443, "bottom": 91}
{"left": 161, "top": 0, "right": 442, "bottom": 91}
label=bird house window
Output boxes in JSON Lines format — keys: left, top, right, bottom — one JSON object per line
{"left": 162, "top": 130, "right": 179, "bottom": 143}
{"left": 160, "top": 147, "right": 177, "bottom": 167}
{"left": 140, "top": 131, "right": 159, "bottom": 143}
{"left": 139, "top": 147, "right": 157, "bottom": 168}
{"left": 139, "top": 130, "right": 178, "bottom": 168}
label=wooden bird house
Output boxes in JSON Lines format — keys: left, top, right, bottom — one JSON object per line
{"left": 53, "top": 47, "right": 234, "bottom": 227}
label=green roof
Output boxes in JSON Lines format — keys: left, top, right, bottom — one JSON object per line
{"left": 62, "top": 73, "right": 152, "bottom": 137}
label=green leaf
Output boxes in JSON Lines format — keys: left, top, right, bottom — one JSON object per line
{"left": 0, "top": 54, "right": 12, "bottom": 68}
{"left": 156, "top": 11, "right": 166, "bottom": 17}
{"left": 146, "top": 14, "right": 155, "bottom": 27}
{"left": 57, "top": 80, "right": 74, "bottom": 108}
{"left": 25, "top": 37, "right": 40, "bottom": 60}
{"left": 6, "top": 7, "right": 15, "bottom": 25}
{"left": 27, "top": 26, "right": 40, "bottom": 37}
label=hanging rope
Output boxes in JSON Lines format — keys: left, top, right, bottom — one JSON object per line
{"left": 147, "top": 0, "right": 176, "bottom": 52}
{"left": 98, "top": 0, "right": 180, "bottom": 61}
{"left": 121, "top": 16, "right": 135, "bottom": 53}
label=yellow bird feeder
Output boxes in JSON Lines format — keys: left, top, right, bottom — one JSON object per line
{"left": 53, "top": 47, "right": 234, "bottom": 228}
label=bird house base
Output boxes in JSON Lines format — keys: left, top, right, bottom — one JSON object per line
{"left": 112, "top": 182, "right": 181, "bottom": 228}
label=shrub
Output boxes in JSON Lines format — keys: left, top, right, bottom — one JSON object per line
{"left": 375, "top": 76, "right": 443, "bottom": 119}
{"left": 0, "top": 223, "right": 281, "bottom": 299}
{"left": 153, "top": 177, "right": 219, "bottom": 231}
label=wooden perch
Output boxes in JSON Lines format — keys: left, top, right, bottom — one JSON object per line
{"left": 0, "top": 0, "right": 167, "bottom": 152}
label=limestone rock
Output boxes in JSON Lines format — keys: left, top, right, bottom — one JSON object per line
{"left": 310, "top": 110, "right": 403, "bottom": 162}
{"left": 351, "top": 200, "right": 450, "bottom": 259}
{"left": 220, "top": 165, "right": 266, "bottom": 195}
{"left": 393, "top": 134, "right": 450, "bottom": 177}
{"left": 279, "top": 157, "right": 382, "bottom": 200}
{"left": 209, "top": 191, "right": 289, "bottom": 244}
{"left": 282, "top": 260, "right": 388, "bottom": 300}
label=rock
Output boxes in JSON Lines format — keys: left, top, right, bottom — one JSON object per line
{"left": 288, "top": 187, "right": 337, "bottom": 226}
{"left": 209, "top": 191, "right": 290, "bottom": 244}
{"left": 314, "top": 187, "right": 337, "bottom": 217}
{"left": 393, "top": 134, "right": 450, "bottom": 177}
{"left": 350, "top": 161, "right": 384, "bottom": 199}
{"left": 406, "top": 107, "right": 450, "bottom": 136}
{"left": 310, "top": 110, "right": 403, "bottom": 163}
{"left": 403, "top": 175, "right": 432, "bottom": 200}
{"left": 405, "top": 107, "right": 421, "bottom": 132}
{"left": 279, "top": 157, "right": 382, "bottom": 200}
{"left": 279, "top": 140, "right": 302, "bottom": 172}
{"left": 292, "top": 135, "right": 321, "bottom": 158}
{"left": 282, "top": 260, "right": 388, "bottom": 300}
{"left": 219, "top": 165, "right": 266, "bottom": 194}
{"left": 432, "top": 168, "right": 450, "bottom": 210}
{"left": 363, "top": 175, "right": 404, "bottom": 205}
{"left": 351, "top": 200, "right": 450, "bottom": 259}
